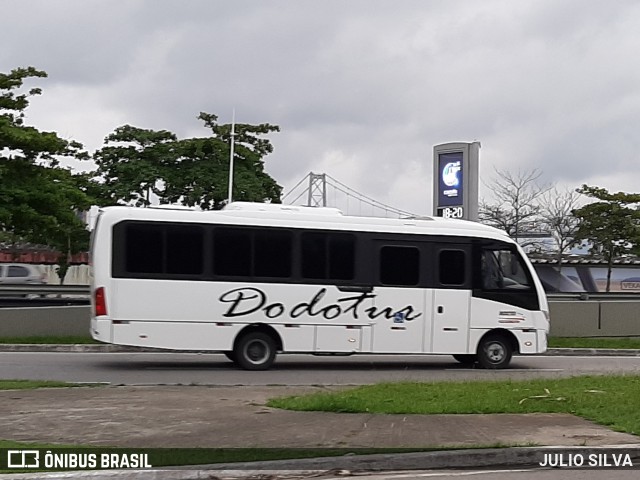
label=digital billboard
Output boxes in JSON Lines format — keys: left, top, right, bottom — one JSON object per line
{"left": 437, "top": 151, "right": 464, "bottom": 207}
{"left": 432, "top": 142, "right": 480, "bottom": 221}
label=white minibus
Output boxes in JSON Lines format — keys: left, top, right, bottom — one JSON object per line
{"left": 90, "top": 202, "right": 549, "bottom": 370}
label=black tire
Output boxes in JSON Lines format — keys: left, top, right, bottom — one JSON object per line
{"left": 477, "top": 334, "right": 512, "bottom": 369}
{"left": 234, "top": 332, "right": 277, "bottom": 371}
{"left": 223, "top": 351, "right": 237, "bottom": 363}
{"left": 452, "top": 354, "right": 478, "bottom": 365}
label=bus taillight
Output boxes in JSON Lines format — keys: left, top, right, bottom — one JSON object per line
{"left": 95, "top": 287, "right": 107, "bottom": 317}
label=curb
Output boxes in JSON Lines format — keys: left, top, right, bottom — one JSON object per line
{"left": 1, "top": 344, "right": 640, "bottom": 356}
{"left": 194, "top": 444, "right": 640, "bottom": 472}
{"left": 546, "top": 348, "right": 640, "bottom": 356}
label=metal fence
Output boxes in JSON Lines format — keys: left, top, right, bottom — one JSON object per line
{"left": 0, "top": 284, "right": 89, "bottom": 308}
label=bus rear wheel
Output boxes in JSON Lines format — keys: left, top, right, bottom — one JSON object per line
{"left": 234, "top": 332, "right": 277, "bottom": 371}
{"left": 477, "top": 334, "right": 512, "bottom": 369}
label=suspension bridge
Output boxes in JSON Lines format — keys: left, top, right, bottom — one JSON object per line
{"left": 282, "top": 172, "right": 418, "bottom": 218}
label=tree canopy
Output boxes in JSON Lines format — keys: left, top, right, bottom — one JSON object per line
{"left": 0, "top": 67, "right": 94, "bottom": 271}
{"left": 93, "top": 112, "right": 282, "bottom": 210}
{"left": 573, "top": 185, "right": 640, "bottom": 291}
{"left": 93, "top": 125, "right": 178, "bottom": 207}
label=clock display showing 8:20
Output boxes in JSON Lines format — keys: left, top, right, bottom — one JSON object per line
{"left": 438, "top": 206, "right": 464, "bottom": 219}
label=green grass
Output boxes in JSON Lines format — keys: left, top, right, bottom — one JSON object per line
{"left": 268, "top": 375, "right": 640, "bottom": 436}
{"left": 0, "top": 379, "right": 84, "bottom": 390}
{"left": 548, "top": 337, "right": 640, "bottom": 349}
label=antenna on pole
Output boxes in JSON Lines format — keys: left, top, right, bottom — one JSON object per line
{"left": 227, "top": 109, "right": 236, "bottom": 204}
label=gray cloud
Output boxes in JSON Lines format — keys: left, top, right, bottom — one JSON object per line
{"left": 4, "top": 0, "right": 640, "bottom": 214}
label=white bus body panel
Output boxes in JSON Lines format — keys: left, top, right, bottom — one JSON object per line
{"left": 90, "top": 204, "right": 549, "bottom": 360}
{"left": 431, "top": 289, "right": 471, "bottom": 354}
{"left": 96, "top": 279, "right": 438, "bottom": 354}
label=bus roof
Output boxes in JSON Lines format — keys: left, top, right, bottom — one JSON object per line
{"left": 98, "top": 202, "right": 512, "bottom": 242}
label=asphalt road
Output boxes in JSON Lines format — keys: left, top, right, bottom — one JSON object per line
{"left": 2, "top": 352, "right": 640, "bottom": 385}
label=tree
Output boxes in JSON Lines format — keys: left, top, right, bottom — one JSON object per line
{"left": 93, "top": 113, "right": 283, "bottom": 210}
{"left": 539, "top": 186, "right": 581, "bottom": 266}
{"left": 0, "top": 67, "right": 94, "bottom": 280}
{"left": 93, "top": 125, "right": 178, "bottom": 206}
{"left": 479, "top": 168, "right": 551, "bottom": 249}
{"left": 163, "top": 112, "right": 282, "bottom": 209}
{"left": 573, "top": 185, "right": 640, "bottom": 292}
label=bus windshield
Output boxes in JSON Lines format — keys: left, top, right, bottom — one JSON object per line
{"left": 481, "top": 248, "right": 533, "bottom": 291}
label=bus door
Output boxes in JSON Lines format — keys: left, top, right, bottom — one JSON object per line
{"left": 370, "top": 241, "right": 431, "bottom": 353}
{"left": 431, "top": 244, "right": 471, "bottom": 354}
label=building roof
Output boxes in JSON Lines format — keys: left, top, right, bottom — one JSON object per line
{"left": 530, "top": 255, "right": 640, "bottom": 266}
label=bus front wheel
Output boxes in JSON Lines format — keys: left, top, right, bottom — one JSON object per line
{"left": 234, "top": 332, "right": 277, "bottom": 371}
{"left": 477, "top": 334, "right": 512, "bottom": 369}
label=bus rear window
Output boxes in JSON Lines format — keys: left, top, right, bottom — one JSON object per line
{"left": 118, "top": 222, "right": 204, "bottom": 276}
{"left": 126, "top": 224, "right": 164, "bottom": 274}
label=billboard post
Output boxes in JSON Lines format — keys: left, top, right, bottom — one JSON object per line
{"left": 433, "top": 141, "right": 480, "bottom": 221}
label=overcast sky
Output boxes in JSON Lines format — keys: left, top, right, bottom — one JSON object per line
{"left": 4, "top": 0, "right": 640, "bottom": 215}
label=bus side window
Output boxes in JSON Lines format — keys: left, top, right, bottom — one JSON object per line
{"left": 254, "top": 230, "right": 292, "bottom": 278}
{"left": 379, "top": 246, "right": 419, "bottom": 286}
{"left": 301, "top": 232, "right": 355, "bottom": 281}
{"left": 439, "top": 250, "right": 466, "bottom": 286}
{"left": 166, "top": 226, "right": 204, "bottom": 275}
{"left": 213, "top": 228, "right": 252, "bottom": 276}
{"left": 329, "top": 234, "right": 355, "bottom": 280}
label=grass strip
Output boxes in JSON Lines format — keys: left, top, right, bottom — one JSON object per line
{"left": 0, "top": 379, "right": 83, "bottom": 390}
{"left": 268, "top": 375, "right": 640, "bottom": 436}
{"left": 548, "top": 337, "right": 640, "bottom": 349}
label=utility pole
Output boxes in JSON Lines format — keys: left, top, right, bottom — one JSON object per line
{"left": 227, "top": 109, "right": 236, "bottom": 204}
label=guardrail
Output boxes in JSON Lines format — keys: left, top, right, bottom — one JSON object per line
{"left": 547, "top": 292, "right": 640, "bottom": 301}
{"left": 0, "top": 284, "right": 90, "bottom": 296}
{"left": 0, "top": 284, "right": 90, "bottom": 308}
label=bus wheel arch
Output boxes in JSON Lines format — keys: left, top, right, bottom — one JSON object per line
{"left": 233, "top": 324, "right": 282, "bottom": 371}
{"left": 452, "top": 354, "right": 478, "bottom": 365}
{"left": 476, "top": 329, "right": 517, "bottom": 369}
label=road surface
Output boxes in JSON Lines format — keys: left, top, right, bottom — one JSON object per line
{"left": 1, "top": 352, "right": 639, "bottom": 385}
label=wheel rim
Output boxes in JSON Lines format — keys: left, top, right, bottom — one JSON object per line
{"left": 485, "top": 341, "right": 505, "bottom": 363}
{"left": 244, "top": 339, "right": 270, "bottom": 365}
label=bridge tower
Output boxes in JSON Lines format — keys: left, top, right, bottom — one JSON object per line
{"left": 307, "top": 172, "right": 327, "bottom": 207}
